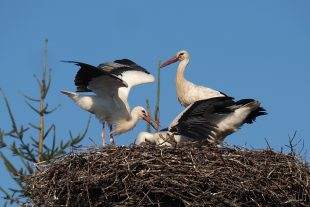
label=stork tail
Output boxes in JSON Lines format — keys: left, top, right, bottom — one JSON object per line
{"left": 245, "top": 106, "right": 267, "bottom": 124}
{"left": 235, "top": 99, "right": 267, "bottom": 124}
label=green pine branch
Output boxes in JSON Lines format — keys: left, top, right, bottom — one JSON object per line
{"left": 0, "top": 38, "right": 90, "bottom": 205}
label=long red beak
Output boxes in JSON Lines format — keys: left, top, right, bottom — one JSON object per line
{"left": 143, "top": 114, "right": 159, "bottom": 130}
{"left": 160, "top": 56, "right": 179, "bottom": 68}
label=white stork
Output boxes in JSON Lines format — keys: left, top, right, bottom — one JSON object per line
{"left": 160, "top": 50, "right": 227, "bottom": 107}
{"left": 135, "top": 96, "right": 267, "bottom": 146}
{"left": 61, "top": 59, "right": 156, "bottom": 146}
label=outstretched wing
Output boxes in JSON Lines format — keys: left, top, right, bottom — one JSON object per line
{"left": 98, "top": 59, "right": 155, "bottom": 88}
{"left": 98, "top": 59, "right": 150, "bottom": 75}
{"left": 63, "top": 61, "right": 128, "bottom": 97}
{"left": 169, "top": 97, "right": 235, "bottom": 140}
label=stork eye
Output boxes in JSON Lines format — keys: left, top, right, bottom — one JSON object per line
{"left": 142, "top": 110, "right": 146, "bottom": 114}
{"left": 179, "top": 52, "right": 184, "bottom": 56}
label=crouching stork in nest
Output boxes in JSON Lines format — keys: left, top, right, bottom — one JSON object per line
{"left": 135, "top": 96, "right": 267, "bottom": 147}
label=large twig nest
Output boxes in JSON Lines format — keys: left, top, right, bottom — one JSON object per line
{"left": 24, "top": 144, "right": 310, "bottom": 207}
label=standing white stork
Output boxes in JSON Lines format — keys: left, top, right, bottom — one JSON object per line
{"left": 160, "top": 50, "right": 227, "bottom": 107}
{"left": 135, "top": 96, "right": 267, "bottom": 146}
{"left": 61, "top": 59, "right": 156, "bottom": 146}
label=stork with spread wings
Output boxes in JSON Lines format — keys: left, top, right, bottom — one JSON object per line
{"left": 61, "top": 59, "right": 157, "bottom": 146}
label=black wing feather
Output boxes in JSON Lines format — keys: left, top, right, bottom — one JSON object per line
{"left": 170, "top": 97, "right": 267, "bottom": 141}
{"left": 98, "top": 59, "right": 150, "bottom": 76}
{"left": 177, "top": 97, "right": 235, "bottom": 123}
{"left": 170, "top": 97, "right": 235, "bottom": 140}
{"left": 62, "top": 61, "right": 127, "bottom": 92}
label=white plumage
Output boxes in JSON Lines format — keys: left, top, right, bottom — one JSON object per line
{"left": 149, "top": 50, "right": 267, "bottom": 146}
{"left": 160, "top": 50, "right": 227, "bottom": 107}
{"left": 61, "top": 60, "right": 156, "bottom": 145}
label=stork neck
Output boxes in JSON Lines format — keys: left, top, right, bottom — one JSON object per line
{"left": 114, "top": 108, "right": 140, "bottom": 135}
{"left": 126, "top": 108, "right": 141, "bottom": 129}
{"left": 176, "top": 59, "right": 189, "bottom": 82}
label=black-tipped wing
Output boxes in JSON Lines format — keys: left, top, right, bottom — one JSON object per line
{"left": 169, "top": 97, "right": 267, "bottom": 141}
{"left": 63, "top": 61, "right": 128, "bottom": 97}
{"left": 97, "top": 59, "right": 150, "bottom": 76}
{"left": 169, "top": 97, "right": 236, "bottom": 140}
{"left": 97, "top": 59, "right": 154, "bottom": 89}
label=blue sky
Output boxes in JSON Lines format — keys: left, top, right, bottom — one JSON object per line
{"left": 1, "top": 0, "right": 310, "bottom": 205}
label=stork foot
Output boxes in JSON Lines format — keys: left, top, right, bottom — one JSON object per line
{"left": 109, "top": 124, "right": 115, "bottom": 145}
{"left": 109, "top": 137, "right": 115, "bottom": 145}
{"left": 101, "top": 123, "right": 106, "bottom": 147}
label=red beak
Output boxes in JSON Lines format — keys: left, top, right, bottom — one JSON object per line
{"left": 143, "top": 114, "right": 159, "bottom": 130}
{"left": 160, "top": 56, "right": 179, "bottom": 68}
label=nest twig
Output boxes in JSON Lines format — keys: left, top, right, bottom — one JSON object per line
{"left": 23, "top": 144, "right": 310, "bottom": 207}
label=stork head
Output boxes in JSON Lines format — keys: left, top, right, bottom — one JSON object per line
{"left": 160, "top": 50, "right": 189, "bottom": 68}
{"left": 134, "top": 106, "right": 159, "bottom": 130}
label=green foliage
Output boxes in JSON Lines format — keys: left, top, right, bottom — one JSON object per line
{"left": 0, "top": 39, "right": 89, "bottom": 205}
